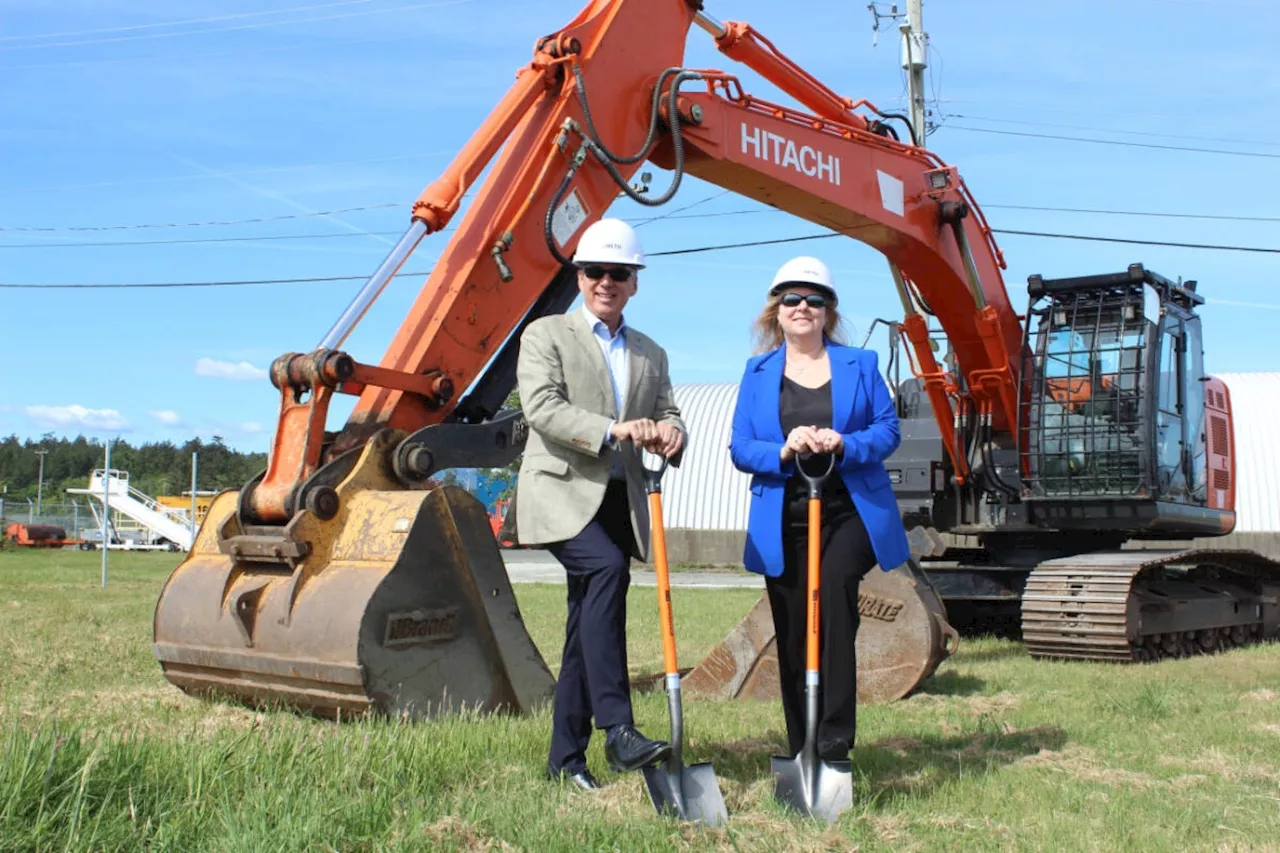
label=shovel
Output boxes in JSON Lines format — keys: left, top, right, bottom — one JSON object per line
{"left": 639, "top": 451, "right": 729, "bottom": 828}
{"left": 771, "top": 452, "right": 853, "bottom": 823}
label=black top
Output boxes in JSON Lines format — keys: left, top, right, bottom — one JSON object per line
{"left": 779, "top": 376, "right": 856, "bottom": 522}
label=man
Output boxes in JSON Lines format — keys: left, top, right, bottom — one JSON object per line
{"left": 514, "top": 217, "right": 687, "bottom": 792}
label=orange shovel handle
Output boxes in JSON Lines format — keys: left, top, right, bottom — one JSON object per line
{"left": 806, "top": 495, "right": 821, "bottom": 673}
{"left": 649, "top": 490, "right": 679, "bottom": 677}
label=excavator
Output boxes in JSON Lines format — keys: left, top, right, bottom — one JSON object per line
{"left": 153, "top": 0, "right": 1280, "bottom": 720}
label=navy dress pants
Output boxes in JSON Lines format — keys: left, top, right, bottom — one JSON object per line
{"left": 545, "top": 479, "right": 636, "bottom": 773}
{"left": 766, "top": 499, "right": 878, "bottom": 760}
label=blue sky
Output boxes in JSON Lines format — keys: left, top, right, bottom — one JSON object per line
{"left": 2, "top": 0, "right": 1278, "bottom": 454}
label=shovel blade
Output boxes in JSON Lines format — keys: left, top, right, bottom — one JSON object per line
{"left": 642, "top": 762, "right": 729, "bottom": 827}
{"left": 771, "top": 755, "right": 853, "bottom": 824}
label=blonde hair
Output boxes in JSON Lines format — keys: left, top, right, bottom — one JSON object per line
{"left": 751, "top": 289, "right": 847, "bottom": 354}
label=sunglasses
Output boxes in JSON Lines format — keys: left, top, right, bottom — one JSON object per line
{"left": 779, "top": 292, "right": 828, "bottom": 309}
{"left": 580, "top": 265, "right": 633, "bottom": 282}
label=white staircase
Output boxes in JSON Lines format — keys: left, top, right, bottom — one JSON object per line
{"left": 68, "top": 469, "right": 194, "bottom": 551}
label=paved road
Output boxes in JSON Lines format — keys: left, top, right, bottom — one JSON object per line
{"left": 501, "top": 548, "right": 763, "bottom": 589}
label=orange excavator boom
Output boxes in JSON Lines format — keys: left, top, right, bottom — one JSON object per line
{"left": 153, "top": 0, "right": 1040, "bottom": 718}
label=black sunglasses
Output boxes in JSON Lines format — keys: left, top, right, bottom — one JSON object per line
{"left": 779, "top": 292, "right": 828, "bottom": 309}
{"left": 580, "top": 265, "right": 633, "bottom": 282}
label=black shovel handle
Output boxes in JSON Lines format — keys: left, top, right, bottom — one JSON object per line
{"left": 796, "top": 452, "right": 835, "bottom": 499}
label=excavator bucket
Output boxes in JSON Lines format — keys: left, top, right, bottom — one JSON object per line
{"left": 152, "top": 431, "right": 555, "bottom": 719}
{"left": 684, "top": 537, "right": 958, "bottom": 705}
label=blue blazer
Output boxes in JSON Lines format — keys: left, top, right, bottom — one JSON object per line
{"left": 729, "top": 341, "right": 912, "bottom": 577}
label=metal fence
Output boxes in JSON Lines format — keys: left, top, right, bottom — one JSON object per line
{"left": 1, "top": 498, "right": 119, "bottom": 540}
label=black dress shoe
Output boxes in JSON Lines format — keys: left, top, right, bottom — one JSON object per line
{"left": 818, "top": 739, "right": 850, "bottom": 763}
{"left": 604, "top": 725, "right": 671, "bottom": 773}
{"left": 545, "top": 766, "right": 601, "bottom": 792}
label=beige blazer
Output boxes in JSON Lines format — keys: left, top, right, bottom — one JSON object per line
{"left": 513, "top": 308, "right": 686, "bottom": 560}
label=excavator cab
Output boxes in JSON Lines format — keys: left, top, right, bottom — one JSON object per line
{"left": 1020, "top": 263, "right": 1233, "bottom": 538}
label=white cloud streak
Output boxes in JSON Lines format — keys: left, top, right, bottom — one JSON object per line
{"left": 194, "top": 357, "right": 268, "bottom": 381}
{"left": 24, "top": 404, "right": 130, "bottom": 430}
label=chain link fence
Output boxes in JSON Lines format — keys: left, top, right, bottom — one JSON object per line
{"left": 0, "top": 499, "right": 101, "bottom": 538}
{"left": 0, "top": 498, "right": 174, "bottom": 545}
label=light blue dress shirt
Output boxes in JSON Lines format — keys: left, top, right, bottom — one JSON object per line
{"left": 584, "top": 304, "right": 629, "bottom": 417}
{"left": 582, "top": 304, "right": 629, "bottom": 477}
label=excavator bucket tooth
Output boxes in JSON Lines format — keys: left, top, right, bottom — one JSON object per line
{"left": 684, "top": 560, "right": 959, "bottom": 705}
{"left": 152, "top": 433, "right": 555, "bottom": 720}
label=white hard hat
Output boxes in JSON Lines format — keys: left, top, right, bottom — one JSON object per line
{"left": 769, "top": 255, "right": 837, "bottom": 303}
{"left": 572, "top": 218, "right": 646, "bottom": 268}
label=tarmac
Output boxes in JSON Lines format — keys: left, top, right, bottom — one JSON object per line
{"left": 500, "top": 547, "right": 763, "bottom": 589}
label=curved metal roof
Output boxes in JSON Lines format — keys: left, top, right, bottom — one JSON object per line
{"left": 662, "top": 383, "right": 751, "bottom": 531}
{"left": 1218, "top": 372, "right": 1280, "bottom": 533}
{"left": 664, "top": 373, "right": 1279, "bottom": 533}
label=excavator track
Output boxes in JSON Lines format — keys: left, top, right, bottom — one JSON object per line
{"left": 1021, "top": 549, "right": 1280, "bottom": 662}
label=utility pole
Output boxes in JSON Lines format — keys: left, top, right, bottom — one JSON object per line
{"left": 190, "top": 452, "right": 199, "bottom": 542}
{"left": 101, "top": 440, "right": 111, "bottom": 589}
{"left": 900, "top": 0, "right": 928, "bottom": 144}
{"left": 34, "top": 449, "right": 48, "bottom": 517}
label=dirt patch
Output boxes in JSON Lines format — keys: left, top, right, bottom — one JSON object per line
{"left": 1256, "top": 724, "right": 1280, "bottom": 737}
{"left": 556, "top": 774, "right": 650, "bottom": 822}
{"left": 872, "top": 735, "right": 924, "bottom": 755}
{"left": 1018, "top": 745, "right": 1158, "bottom": 789}
{"left": 867, "top": 813, "right": 911, "bottom": 846}
{"left": 718, "top": 775, "right": 775, "bottom": 814}
{"left": 684, "top": 812, "right": 859, "bottom": 853}
{"left": 1159, "top": 750, "right": 1280, "bottom": 784}
{"left": 708, "top": 735, "right": 781, "bottom": 762}
{"left": 965, "top": 692, "right": 1020, "bottom": 716}
{"left": 422, "top": 815, "right": 522, "bottom": 852}
{"left": 1241, "top": 689, "right": 1278, "bottom": 702}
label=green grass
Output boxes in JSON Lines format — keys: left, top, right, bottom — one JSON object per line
{"left": 2, "top": 548, "right": 1279, "bottom": 852}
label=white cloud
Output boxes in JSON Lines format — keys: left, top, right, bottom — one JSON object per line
{"left": 195, "top": 358, "right": 268, "bottom": 381}
{"left": 24, "top": 404, "right": 129, "bottom": 431}
{"left": 238, "top": 422, "right": 264, "bottom": 434}
{"left": 149, "top": 410, "right": 184, "bottom": 426}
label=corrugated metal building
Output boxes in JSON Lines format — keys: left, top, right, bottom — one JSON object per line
{"left": 661, "top": 383, "right": 751, "bottom": 530}
{"left": 1216, "top": 372, "right": 1280, "bottom": 533}
{"left": 661, "top": 373, "right": 1280, "bottom": 545}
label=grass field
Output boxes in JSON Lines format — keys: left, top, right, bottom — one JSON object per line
{"left": 2, "top": 548, "right": 1278, "bottom": 852}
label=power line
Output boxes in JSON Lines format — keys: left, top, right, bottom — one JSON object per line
{"left": 0, "top": 270, "right": 432, "bottom": 289}
{"left": 632, "top": 190, "right": 731, "bottom": 228}
{"left": 0, "top": 0, "right": 476, "bottom": 52}
{"left": 8, "top": 200, "right": 1280, "bottom": 247}
{"left": 7, "top": 227, "right": 1278, "bottom": 289}
{"left": 0, "top": 29, "right": 406, "bottom": 71}
{"left": 946, "top": 125, "right": 1280, "bottom": 160}
{"left": 0, "top": 230, "right": 406, "bottom": 249}
{"left": 0, "top": 0, "right": 381, "bottom": 43}
{"left": 0, "top": 203, "right": 403, "bottom": 232}
{"left": 991, "top": 228, "right": 1280, "bottom": 254}
{"left": 944, "top": 112, "right": 1280, "bottom": 150}
{"left": 1, "top": 153, "right": 447, "bottom": 195}
{"left": 15, "top": 192, "right": 1280, "bottom": 233}
{"left": 983, "top": 203, "right": 1280, "bottom": 224}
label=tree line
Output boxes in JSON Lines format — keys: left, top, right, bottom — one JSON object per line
{"left": 0, "top": 434, "right": 267, "bottom": 504}
{"left": 1, "top": 388, "right": 526, "bottom": 510}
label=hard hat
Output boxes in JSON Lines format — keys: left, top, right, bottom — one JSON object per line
{"left": 769, "top": 255, "right": 837, "bottom": 304}
{"left": 572, "top": 218, "right": 646, "bottom": 268}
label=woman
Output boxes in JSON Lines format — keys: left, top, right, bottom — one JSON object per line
{"left": 728, "top": 255, "right": 911, "bottom": 763}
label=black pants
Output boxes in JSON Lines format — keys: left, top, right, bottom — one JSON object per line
{"left": 765, "top": 496, "right": 877, "bottom": 760}
{"left": 544, "top": 480, "right": 637, "bottom": 773}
